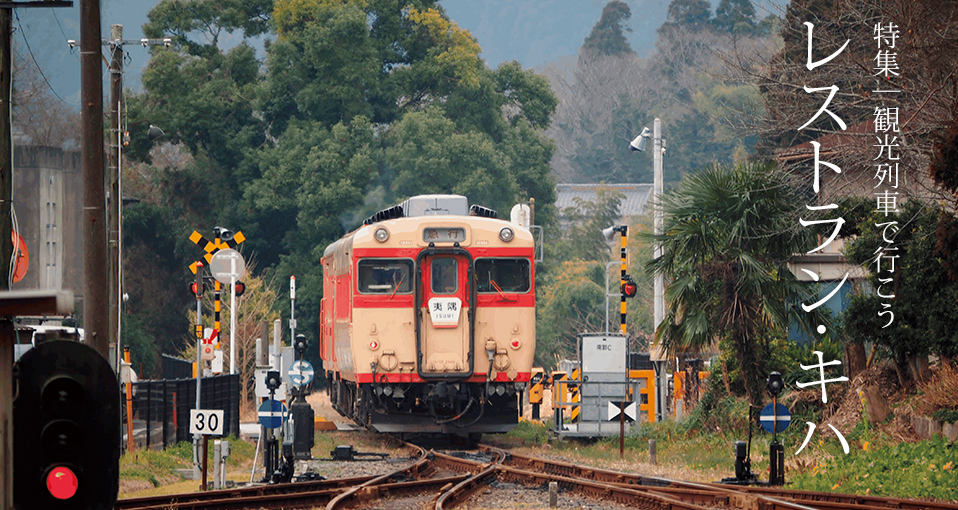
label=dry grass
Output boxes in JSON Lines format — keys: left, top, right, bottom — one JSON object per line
{"left": 914, "top": 362, "right": 958, "bottom": 415}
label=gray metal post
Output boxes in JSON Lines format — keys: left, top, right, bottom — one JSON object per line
{"left": 272, "top": 319, "right": 282, "bottom": 371}
{"left": 272, "top": 319, "right": 285, "bottom": 441}
{"left": 213, "top": 440, "right": 222, "bottom": 489}
{"left": 651, "top": 118, "right": 667, "bottom": 422}
{"left": 289, "top": 276, "right": 296, "bottom": 349}
{"left": 194, "top": 263, "right": 204, "bottom": 480}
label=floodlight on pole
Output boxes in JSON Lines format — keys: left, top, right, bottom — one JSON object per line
{"left": 629, "top": 127, "right": 651, "bottom": 152}
{"left": 147, "top": 125, "right": 165, "bottom": 142}
{"left": 629, "top": 118, "right": 667, "bottom": 421}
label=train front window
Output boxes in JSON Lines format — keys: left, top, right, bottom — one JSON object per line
{"left": 358, "top": 259, "right": 413, "bottom": 294}
{"left": 475, "top": 258, "right": 530, "bottom": 293}
{"left": 431, "top": 258, "right": 458, "bottom": 294}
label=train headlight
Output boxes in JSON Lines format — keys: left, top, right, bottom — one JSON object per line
{"left": 374, "top": 227, "right": 390, "bottom": 243}
{"left": 498, "top": 227, "right": 515, "bottom": 242}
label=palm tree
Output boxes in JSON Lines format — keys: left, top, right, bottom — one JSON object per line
{"left": 644, "top": 161, "right": 821, "bottom": 410}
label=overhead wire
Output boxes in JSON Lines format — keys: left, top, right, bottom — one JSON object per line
{"left": 13, "top": 10, "right": 71, "bottom": 107}
{"left": 51, "top": 10, "right": 79, "bottom": 64}
{"left": 8, "top": 15, "right": 17, "bottom": 287}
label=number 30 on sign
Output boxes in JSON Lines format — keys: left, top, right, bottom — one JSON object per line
{"left": 190, "top": 409, "right": 225, "bottom": 436}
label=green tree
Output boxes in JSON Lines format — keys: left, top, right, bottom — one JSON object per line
{"left": 644, "top": 162, "right": 820, "bottom": 409}
{"left": 536, "top": 261, "right": 607, "bottom": 366}
{"left": 261, "top": 0, "right": 379, "bottom": 131}
{"left": 664, "top": 0, "right": 711, "bottom": 29}
{"left": 842, "top": 199, "right": 958, "bottom": 384}
{"left": 713, "top": 0, "right": 756, "bottom": 33}
{"left": 554, "top": 188, "right": 624, "bottom": 263}
{"left": 581, "top": 1, "right": 634, "bottom": 57}
{"left": 125, "top": 0, "right": 560, "bottom": 363}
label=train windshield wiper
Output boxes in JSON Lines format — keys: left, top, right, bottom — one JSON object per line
{"left": 490, "top": 279, "right": 516, "bottom": 302}
{"left": 390, "top": 273, "right": 406, "bottom": 299}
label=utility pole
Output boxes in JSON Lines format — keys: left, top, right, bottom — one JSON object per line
{"left": 0, "top": 10, "right": 12, "bottom": 510}
{"left": 104, "top": 26, "right": 169, "bottom": 368}
{"left": 651, "top": 118, "right": 667, "bottom": 422}
{"left": 81, "top": 0, "right": 108, "bottom": 359}
{"left": 108, "top": 24, "right": 122, "bottom": 369}
{"left": 1, "top": 3, "right": 74, "bottom": 508}
{"left": 0, "top": 8, "right": 10, "bottom": 295}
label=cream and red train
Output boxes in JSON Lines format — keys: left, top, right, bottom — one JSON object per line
{"left": 320, "top": 195, "right": 536, "bottom": 435}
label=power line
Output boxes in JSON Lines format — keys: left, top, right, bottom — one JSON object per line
{"left": 52, "top": 10, "right": 79, "bottom": 63}
{"left": 13, "top": 10, "right": 71, "bottom": 107}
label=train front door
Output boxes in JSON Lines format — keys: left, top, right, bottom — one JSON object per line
{"left": 418, "top": 253, "right": 472, "bottom": 377}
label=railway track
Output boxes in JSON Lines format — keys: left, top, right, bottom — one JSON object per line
{"left": 492, "top": 445, "right": 958, "bottom": 510}
{"left": 115, "top": 440, "right": 958, "bottom": 510}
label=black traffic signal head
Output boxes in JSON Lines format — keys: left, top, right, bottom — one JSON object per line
{"left": 192, "top": 263, "right": 205, "bottom": 297}
{"left": 14, "top": 340, "right": 120, "bottom": 510}
{"left": 232, "top": 280, "right": 246, "bottom": 297}
{"left": 767, "top": 371, "right": 784, "bottom": 397}
{"left": 294, "top": 334, "right": 308, "bottom": 356}
{"left": 265, "top": 370, "right": 282, "bottom": 391}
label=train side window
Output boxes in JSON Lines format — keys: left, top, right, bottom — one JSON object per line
{"left": 357, "top": 259, "right": 413, "bottom": 294}
{"left": 431, "top": 258, "right": 458, "bottom": 294}
{"left": 475, "top": 258, "right": 531, "bottom": 293}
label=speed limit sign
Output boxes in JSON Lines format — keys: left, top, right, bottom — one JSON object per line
{"left": 190, "top": 409, "right": 225, "bottom": 436}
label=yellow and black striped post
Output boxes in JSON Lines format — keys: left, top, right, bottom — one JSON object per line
{"left": 213, "top": 230, "right": 222, "bottom": 349}
{"left": 619, "top": 226, "right": 628, "bottom": 335}
{"left": 569, "top": 368, "right": 581, "bottom": 422}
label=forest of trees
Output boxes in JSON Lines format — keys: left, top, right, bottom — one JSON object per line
{"left": 115, "top": 0, "right": 559, "bottom": 374}
{"left": 111, "top": 0, "right": 801, "bottom": 374}
{"left": 14, "top": 0, "right": 956, "bottom": 401}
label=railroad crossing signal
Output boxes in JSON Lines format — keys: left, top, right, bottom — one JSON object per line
{"left": 188, "top": 229, "right": 245, "bottom": 274}
{"left": 14, "top": 341, "right": 120, "bottom": 510}
{"left": 621, "top": 275, "right": 638, "bottom": 298}
{"left": 209, "top": 248, "right": 246, "bottom": 284}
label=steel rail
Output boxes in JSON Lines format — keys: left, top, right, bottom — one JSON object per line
{"left": 707, "top": 483, "right": 958, "bottom": 510}
{"left": 325, "top": 442, "right": 434, "bottom": 509}
{"left": 490, "top": 445, "right": 957, "bottom": 510}
{"left": 495, "top": 463, "right": 724, "bottom": 510}
{"left": 115, "top": 476, "right": 375, "bottom": 510}
{"left": 434, "top": 445, "right": 508, "bottom": 510}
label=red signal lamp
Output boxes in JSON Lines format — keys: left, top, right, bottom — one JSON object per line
{"left": 232, "top": 281, "right": 246, "bottom": 297}
{"left": 45, "top": 466, "right": 78, "bottom": 500}
{"left": 189, "top": 282, "right": 204, "bottom": 296}
{"left": 621, "top": 275, "right": 638, "bottom": 298}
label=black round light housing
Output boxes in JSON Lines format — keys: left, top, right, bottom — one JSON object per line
{"left": 766, "top": 371, "right": 784, "bottom": 397}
